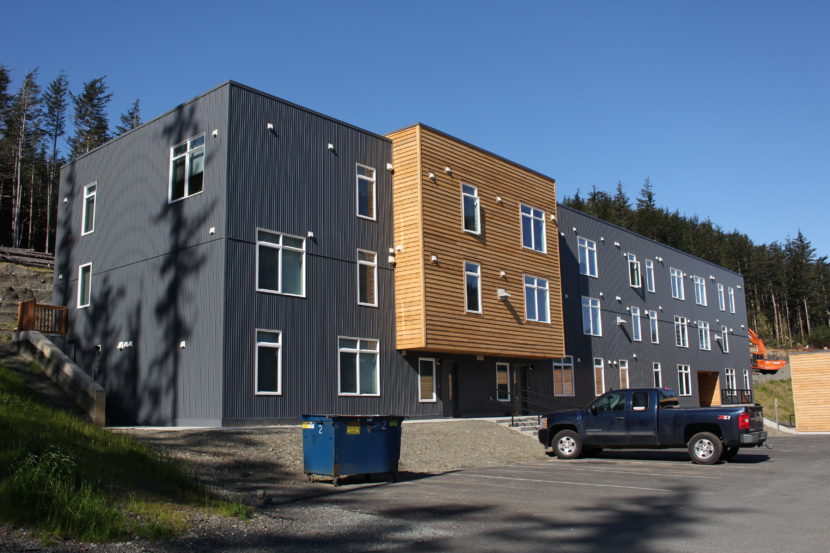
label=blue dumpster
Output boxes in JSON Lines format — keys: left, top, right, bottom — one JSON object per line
{"left": 302, "top": 415, "right": 405, "bottom": 486}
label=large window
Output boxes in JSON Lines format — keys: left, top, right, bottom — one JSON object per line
{"left": 678, "top": 364, "right": 692, "bottom": 396}
{"left": 255, "top": 330, "right": 282, "bottom": 395}
{"left": 649, "top": 310, "right": 660, "bottom": 343}
{"left": 743, "top": 369, "right": 751, "bottom": 390}
{"left": 578, "top": 237, "right": 598, "bottom": 277}
{"left": 520, "top": 204, "right": 546, "bottom": 253}
{"left": 628, "top": 254, "right": 641, "bottom": 288}
{"left": 671, "top": 267, "right": 685, "bottom": 300}
{"left": 631, "top": 306, "right": 642, "bottom": 342}
{"left": 645, "top": 259, "right": 655, "bottom": 293}
{"left": 461, "top": 183, "right": 480, "bottom": 234}
{"left": 357, "top": 250, "right": 377, "bottom": 306}
{"left": 694, "top": 276, "right": 707, "bottom": 306}
{"left": 718, "top": 283, "right": 726, "bottom": 311}
{"left": 725, "top": 368, "right": 737, "bottom": 398}
{"left": 81, "top": 182, "right": 96, "bottom": 235}
{"left": 721, "top": 325, "right": 730, "bottom": 353}
{"left": 553, "top": 357, "right": 574, "bottom": 396}
{"left": 77, "top": 263, "right": 92, "bottom": 309}
{"left": 418, "top": 358, "right": 436, "bottom": 402}
{"left": 619, "top": 359, "right": 629, "bottom": 389}
{"left": 257, "top": 230, "right": 305, "bottom": 296}
{"left": 698, "top": 321, "right": 711, "bottom": 350}
{"left": 338, "top": 337, "right": 379, "bottom": 396}
{"left": 356, "top": 164, "right": 376, "bottom": 220}
{"left": 465, "top": 262, "right": 482, "bottom": 313}
{"left": 593, "top": 358, "right": 605, "bottom": 396}
{"left": 674, "top": 315, "right": 689, "bottom": 348}
{"left": 169, "top": 134, "right": 205, "bottom": 202}
{"left": 582, "top": 296, "right": 602, "bottom": 336}
{"left": 524, "top": 275, "right": 549, "bottom": 322}
{"left": 728, "top": 287, "right": 736, "bottom": 313}
{"left": 652, "top": 362, "right": 662, "bottom": 387}
{"left": 496, "top": 363, "right": 510, "bottom": 401}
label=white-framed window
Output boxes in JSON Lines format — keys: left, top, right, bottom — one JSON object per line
{"left": 725, "top": 368, "right": 737, "bottom": 398}
{"left": 581, "top": 296, "right": 602, "bottom": 336}
{"left": 674, "top": 315, "right": 689, "bottom": 348}
{"left": 520, "top": 203, "right": 546, "bottom": 253}
{"left": 671, "top": 267, "right": 685, "bottom": 300}
{"left": 593, "top": 358, "right": 605, "bottom": 396}
{"left": 718, "top": 283, "right": 726, "bottom": 311}
{"left": 627, "top": 253, "right": 641, "bottom": 288}
{"left": 524, "top": 275, "right": 550, "bottom": 322}
{"left": 356, "top": 164, "right": 376, "bottom": 220}
{"left": 357, "top": 250, "right": 378, "bottom": 307}
{"left": 77, "top": 263, "right": 92, "bottom": 309}
{"left": 698, "top": 321, "right": 711, "bottom": 350}
{"left": 721, "top": 325, "right": 730, "bottom": 353}
{"left": 256, "top": 229, "right": 306, "bottom": 296}
{"left": 338, "top": 337, "right": 379, "bottom": 396}
{"left": 169, "top": 134, "right": 205, "bottom": 202}
{"left": 496, "top": 363, "right": 510, "bottom": 401}
{"left": 552, "top": 356, "right": 574, "bottom": 396}
{"left": 652, "top": 362, "right": 662, "bottom": 388}
{"left": 465, "top": 262, "right": 482, "bottom": 313}
{"left": 255, "top": 329, "right": 282, "bottom": 395}
{"left": 694, "top": 276, "right": 707, "bottom": 306}
{"left": 645, "top": 259, "right": 655, "bottom": 293}
{"left": 631, "top": 306, "right": 642, "bottom": 342}
{"left": 81, "top": 182, "right": 96, "bottom": 235}
{"left": 461, "top": 183, "right": 480, "bottom": 234}
{"left": 728, "top": 286, "right": 736, "bottom": 313}
{"left": 578, "top": 237, "right": 598, "bottom": 277}
{"left": 619, "top": 359, "right": 629, "bottom": 388}
{"left": 743, "top": 369, "right": 751, "bottom": 390}
{"left": 678, "top": 364, "right": 692, "bottom": 396}
{"left": 649, "top": 310, "right": 659, "bottom": 343}
{"left": 418, "top": 357, "right": 437, "bottom": 402}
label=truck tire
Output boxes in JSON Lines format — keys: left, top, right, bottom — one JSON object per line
{"left": 552, "top": 430, "right": 583, "bottom": 460}
{"left": 721, "top": 446, "right": 740, "bottom": 461}
{"left": 688, "top": 432, "right": 722, "bottom": 465}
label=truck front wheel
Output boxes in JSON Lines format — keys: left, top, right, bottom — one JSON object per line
{"left": 552, "top": 430, "right": 583, "bottom": 460}
{"left": 688, "top": 432, "right": 722, "bottom": 465}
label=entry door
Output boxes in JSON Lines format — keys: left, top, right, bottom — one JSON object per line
{"left": 512, "top": 365, "right": 529, "bottom": 414}
{"left": 584, "top": 390, "right": 628, "bottom": 446}
{"left": 450, "top": 362, "right": 461, "bottom": 418}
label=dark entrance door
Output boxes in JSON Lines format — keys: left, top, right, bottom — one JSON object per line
{"left": 450, "top": 362, "right": 461, "bottom": 418}
{"left": 512, "top": 364, "right": 530, "bottom": 414}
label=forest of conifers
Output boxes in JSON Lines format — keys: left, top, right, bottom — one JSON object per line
{"left": 1, "top": 65, "right": 827, "bottom": 347}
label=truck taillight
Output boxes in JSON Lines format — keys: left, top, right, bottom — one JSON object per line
{"left": 738, "top": 411, "right": 751, "bottom": 430}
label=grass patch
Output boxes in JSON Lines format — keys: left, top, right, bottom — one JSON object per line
{"left": 754, "top": 378, "right": 795, "bottom": 426}
{"left": 0, "top": 360, "right": 250, "bottom": 542}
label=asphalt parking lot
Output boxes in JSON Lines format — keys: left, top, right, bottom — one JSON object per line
{"left": 246, "top": 434, "right": 827, "bottom": 553}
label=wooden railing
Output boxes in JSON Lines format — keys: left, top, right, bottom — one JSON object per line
{"left": 17, "top": 299, "right": 68, "bottom": 335}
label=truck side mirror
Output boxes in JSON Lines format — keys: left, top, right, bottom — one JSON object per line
{"left": 590, "top": 406, "right": 597, "bottom": 416}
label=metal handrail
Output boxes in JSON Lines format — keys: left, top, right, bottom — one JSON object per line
{"left": 720, "top": 388, "right": 753, "bottom": 405}
{"left": 490, "top": 388, "right": 583, "bottom": 426}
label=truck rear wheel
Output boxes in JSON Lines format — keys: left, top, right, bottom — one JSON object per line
{"left": 688, "top": 432, "right": 722, "bottom": 465}
{"left": 552, "top": 430, "right": 583, "bottom": 460}
{"left": 721, "top": 446, "right": 740, "bottom": 461}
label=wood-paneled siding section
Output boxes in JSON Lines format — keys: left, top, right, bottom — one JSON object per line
{"left": 389, "top": 124, "right": 565, "bottom": 359}
{"left": 790, "top": 352, "right": 830, "bottom": 432}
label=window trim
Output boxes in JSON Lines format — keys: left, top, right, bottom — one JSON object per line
{"left": 627, "top": 253, "right": 642, "bottom": 288}
{"left": 524, "top": 274, "right": 550, "bottom": 323}
{"left": 725, "top": 368, "right": 737, "bottom": 397}
{"left": 81, "top": 181, "right": 96, "bottom": 236}
{"left": 578, "top": 237, "right": 598, "bottom": 278}
{"left": 552, "top": 356, "right": 575, "bottom": 397}
{"left": 77, "top": 263, "right": 92, "bottom": 309}
{"left": 645, "top": 259, "right": 655, "bottom": 293}
{"left": 674, "top": 315, "right": 689, "bottom": 348}
{"left": 496, "top": 362, "right": 511, "bottom": 401}
{"left": 652, "top": 362, "right": 662, "bottom": 388}
{"left": 168, "top": 133, "right": 205, "bottom": 204}
{"left": 619, "top": 359, "right": 629, "bottom": 389}
{"left": 698, "top": 321, "right": 711, "bottom": 351}
{"left": 337, "top": 336, "right": 381, "bottom": 397}
{"left": 593, "top": 358, "right": 605, "bottom": 396}
{"left": 678, "top": 364, "right": 692, "bottom": 396}
{"left": 670, "top": 267, "right": 685, "bottom": 300}
{"left": 417, "top": 357, "right": 437, "bottom": 403}
{"left": 357, "top": 249, "right": 378, "bottom": 307}
{"left": 718, "top": 283, "right": 726, "bottom": 311}
{"left": 648, "top": 310, "right": 660, "bottom": 344}
{"left": 355, "top": 163, "right": 377, "bottom": 221}
{"left": 254, "top": 329, "right": 282, "bottom": 396}
{"left": 742, "top": 369, "right": 751, "bottom": 390}
{"left": 255, "top": 228, "right": 307, "bottom": 297}
{"left": 694, "top": 276, "right": 708, "bottom": 306}
{"left": 582, "top": 296, "right": 602, "bottom": 336}
{"left": 721, "top": 325, "right": 730, "bottom": 353}
{"left": 461, "top": 183, "right": 481, "bottom": 235}
{"left": 464, "top": 261, "right": 482, "bottom": 314}
{"left": 728, "top": 286, "right": 736, "bottom": 313}
{"left": 519, "top": 203, "right": 546, "bottom": 253}
{"left": 631, "top": 306, "right": 642, "bottom": 342}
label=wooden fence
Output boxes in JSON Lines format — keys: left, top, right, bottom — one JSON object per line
{"left": 17, "top": 299, "right": 68, "bottom": 335}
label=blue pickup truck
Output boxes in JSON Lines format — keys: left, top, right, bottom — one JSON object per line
{"left": 537, "top": 388, "right": 767, "bottom": 464}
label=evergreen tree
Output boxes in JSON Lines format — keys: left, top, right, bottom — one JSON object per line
{"left": 610, "top": 181, "right": 630, "bottom": 226}
{"left": 115, "top": 98, "right": 141, "bottom": 135}
{"left": 42, "top": 72, "right": 69, "bottom": 253}
{"left": 68, "top": 77, "right": 111, "bottom": 159}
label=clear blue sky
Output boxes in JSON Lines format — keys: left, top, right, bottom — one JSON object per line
{"left": 3, "top": 1, "right": 828, "bottom": 257}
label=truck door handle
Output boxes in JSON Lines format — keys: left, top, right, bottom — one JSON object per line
{"left": 614, "top": 417, "right": 625, "bottom": 420}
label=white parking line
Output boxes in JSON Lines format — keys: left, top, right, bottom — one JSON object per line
{"left": 499, "top": 464, "right": 723, "bottom": 480}
{"left": 450, "top": 473, "right": 673, "bottom": 492}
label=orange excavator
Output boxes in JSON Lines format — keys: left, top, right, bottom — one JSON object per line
{"left": 748, "top": 328, "right": 787, "bottom": 374}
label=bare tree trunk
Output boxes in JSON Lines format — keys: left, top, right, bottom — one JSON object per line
{"left": 770, "top": 287, "right": 780, "bottom": 343}
{"left": 784, "top": 296, "right": 792, "bottom": 345}
{"left": 45, "top": 148, "right": 56, "bottom": 253}
{"left": 27, "top": 165, "right": 35, "bottom": 249}
{"left": 803, "top": 297, "right": 812, "bottom": 337}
